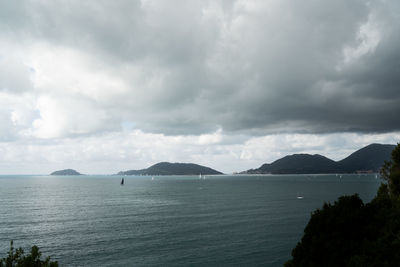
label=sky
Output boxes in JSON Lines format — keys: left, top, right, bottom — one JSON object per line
{"left": 0, "top": 0, "right": 399, "bottom": 174}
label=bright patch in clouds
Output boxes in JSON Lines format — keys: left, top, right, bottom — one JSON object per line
{"left": 341, "top": 15, "right": 381, "bottom": 67}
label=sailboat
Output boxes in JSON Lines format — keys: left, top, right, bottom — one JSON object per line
{"left": 121, "top": 178, "right": 124, "bottom": 186}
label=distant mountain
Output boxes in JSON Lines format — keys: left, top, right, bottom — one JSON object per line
{"left": 244, "top": 143, "right": 396, "bottom": 174}
{"left": 51, "top": 169, "right": 81, "bottom": 175}
{"left": 247, "top": 154, "right": 339, "bottom": 174}
{"left": 118, "top": 162, "right": 223, "bottom": 176}
{"left": 338, "top": 143, "right": 396, "bottom": 173}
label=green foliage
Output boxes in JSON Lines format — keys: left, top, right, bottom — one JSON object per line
{"left": 285, "top": 194, "right": 400, "bottom": 267}
{"left": 380, "top": 143, "right": 400, "bottom": 197}
{"left": 285, "top": 143, "right": 400, "bottom": 267}
{"left": 0, "top": 241, "right": 58, "bottom": 267}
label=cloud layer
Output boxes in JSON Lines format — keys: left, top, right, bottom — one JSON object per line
{"left": 0, "top": 0, "right": 399, "bottom": 173}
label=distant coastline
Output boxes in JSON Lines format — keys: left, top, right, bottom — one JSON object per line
{"left": 47, "top": 143, "right": 395, "bottom": 176}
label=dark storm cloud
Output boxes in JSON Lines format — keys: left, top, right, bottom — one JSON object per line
{"left": 0, "top": 0, "right": 399, "bottom": 136}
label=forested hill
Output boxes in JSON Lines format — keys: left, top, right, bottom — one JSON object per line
{"left": 244, "top": 143, "right": 396, "bottom": 174}
{"left": 50, "top": 169, "right": 81, "bottom": 175}
{"left": 338, "top": 143, "right": 396, "bottom": 173}
{"left": 118, "top": 162, "right": 223, "bottom": 175}
{"left": 248, "top": 154, "right": 338, "bottom": 174}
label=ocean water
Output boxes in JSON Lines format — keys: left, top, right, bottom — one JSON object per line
{"left": 0, "top": 174, "right": 381, "bottom": 266}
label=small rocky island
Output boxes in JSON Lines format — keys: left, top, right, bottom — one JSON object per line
{"left": 50, "top": 169, "right": 82, "bottom": 175}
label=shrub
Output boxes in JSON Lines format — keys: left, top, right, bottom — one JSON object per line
{"left": 285, "top": 143, "right": 400, "bottom": 266}
{"left": 0, "top": 241, "right": 58, "bottom": 267}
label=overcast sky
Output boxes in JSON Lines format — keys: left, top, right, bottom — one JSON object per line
{"left": 0, "top": 0, "right": 399, "bottom": 174}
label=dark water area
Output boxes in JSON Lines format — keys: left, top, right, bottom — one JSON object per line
{"left": 0, "top": 174, "right": 381, "bottom": 266}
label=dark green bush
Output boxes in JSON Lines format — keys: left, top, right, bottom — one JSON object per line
{"left": 0, "top": 241, "right": 58, "bottom": 267}
{"left": 285, "top": 143, "right": 400, "bottom": 267}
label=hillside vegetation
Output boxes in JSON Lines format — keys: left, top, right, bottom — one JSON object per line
{"left": 245, "top": 143, "right": 395, "bottom": 174}
{"left": 285, "top": 143, "right": 400, "bottom": 266}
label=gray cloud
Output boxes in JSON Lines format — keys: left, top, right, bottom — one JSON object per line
{"left": 0, "top": 0, "right": 399, "bottom": 138}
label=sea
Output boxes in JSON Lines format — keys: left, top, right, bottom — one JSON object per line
{"left": 0, "top": 174, "right": 381, "bottom": 266}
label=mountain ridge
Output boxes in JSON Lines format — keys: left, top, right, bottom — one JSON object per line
{"left": 118, "top": 162, "right": 223, "bottom": 176}
{"left": 244, "top": 143, "right": 396, "bottom": 174}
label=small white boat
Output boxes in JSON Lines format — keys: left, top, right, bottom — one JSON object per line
{"left": 297, "top": 193, "right": 304, "bottom": 199}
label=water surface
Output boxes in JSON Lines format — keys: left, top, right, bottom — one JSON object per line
{"left": 0, "top": 174, "right": 381, "bottom": 266}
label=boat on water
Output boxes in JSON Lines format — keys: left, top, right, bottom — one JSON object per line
{"left": 297, "top": 193, "right": 304, "bottom": 199}
{"left": 121, "top": 178, "right": 124, "bottom": 185}
{"left": 199, "top": 173, "right": 207, "bottom": 180}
